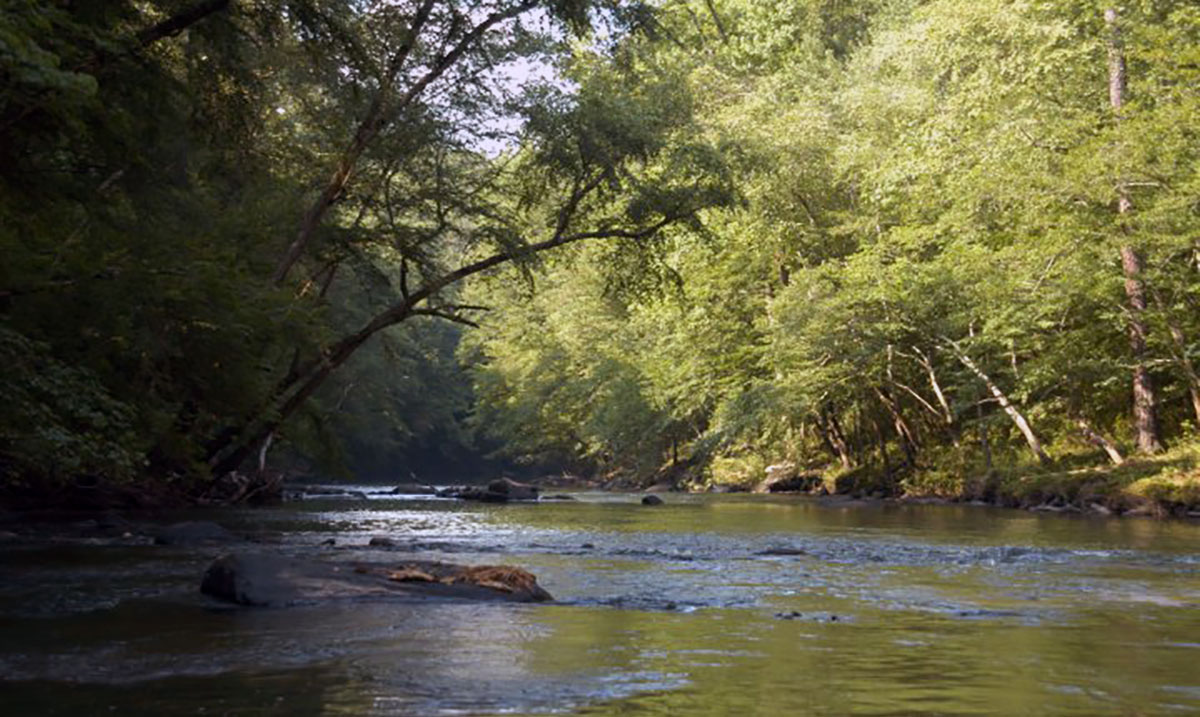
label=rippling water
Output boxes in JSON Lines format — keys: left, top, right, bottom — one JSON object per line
{"left": 2, "top": 492, "right": 1199, "bottom": 715}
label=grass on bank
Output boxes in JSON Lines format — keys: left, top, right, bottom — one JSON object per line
{"left": 698, "top": 441, "right": 1200, "bottom": 517}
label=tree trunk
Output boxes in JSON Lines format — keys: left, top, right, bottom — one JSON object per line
{"left": 211, "top": 306, "right": 403, "bottom": 474}
{"left": 912, "top": 346, "right": 959, "bottom": 446}
{"left": 1107, "top": 7, "right": 1165, "bottom": 454}
{"left": 946, "top": 341, "right": 1050, "bottom": 465}
{"left": 271, "top": 0, "right": 438, "bottom": 284}
{"left": 872, "top": 414, "right": 893, "bottom": 483}
{"left": 1166, "top": 321, "right": 1200, "bottom": 428}
{"left": 136, "top": 0, "right": 232, "bottom": 47}
{"left": 817, "top": 407, "right": 852, "bottom": 470}
{"left": 271, "top": 0, "right": 541, "bottom": 284}
{"left": 874, "top": 386, "right": 918, "bottom": 467}
{"left": 977, "top": 404, "right": 993, "bottom": 472}
{"left": 1150, "top": 287, "right": 1200, "bottom": 428}
{"left": 208, "top": 193, "right": 687, "bottom": 474}
{"left": 1076, "top": 418, "right": 1125, "bottom": 466}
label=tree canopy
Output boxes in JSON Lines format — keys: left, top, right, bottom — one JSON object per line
{"left": 2, "top": 0, "right": 1198, "bottom": 507}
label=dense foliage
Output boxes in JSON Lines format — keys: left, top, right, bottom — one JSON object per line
{"left": 2, "top": 0, "right": 1198, "bottom": 506}
{"left": 0, "top": 0, "right": 729, "bottom": 502}
{"left": 465, "top": 0, "right": 1200, "bottom": 500}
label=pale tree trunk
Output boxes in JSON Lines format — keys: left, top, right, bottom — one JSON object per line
{"left": 1107, "top": 7, "right": 1164, "bottom": 454}
{"left": 874, "top": 386, "right": 918, "bottom": 467}
{"left": 915, "top": 348, "right": 954, "bottom": 427}
{"left": 945, "top": 341, "right": 1050, "bottom": 465}
{"left": 1075, "top": 418, "right": 1125, "bottom": 466}
{"left": 911, "top": 345, "right": 959, "bottom": 447}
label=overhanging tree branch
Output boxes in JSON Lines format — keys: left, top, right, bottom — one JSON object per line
{"left": 272, "top": 0, "right": 541, "bottom": 284}
{"left": 136, "top": 0, "right": 233, "bottom": 47}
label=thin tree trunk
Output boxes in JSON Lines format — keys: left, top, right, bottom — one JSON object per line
{"left": 874, "top": 386, "right": 918, "bottom": 467}
{"left": 912, "top": 346, "right": 958, "bottom": 445}
{"left": 872, "top": 414, "right": 893, "bottom": 483}
{"left": 977, "top": 404, "right": 993, "bottom": 472}
{"left": 1107, "top": 7, "right": 1164, "bottom": 454}
{"left": 255, "top": 431, "right": 274, "bottom": 475}
{"left": 1076, "top": 418, "right": 1125, "bottom": 466}
{"left": 1167, "top": 322, "right": 1200, "bottom": 428}
{"left": 945, "top": 340, "right": 1050, "bottom": 465}
{"left": 1150, "top": 287, "right": 1200, "bottom": 427}
{"left": 816, "top": 408, "right": 852, "bottom": 470}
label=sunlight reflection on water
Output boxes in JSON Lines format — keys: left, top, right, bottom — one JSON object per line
{"left": 1, "top": 492, "right": 1198, "bottom": 715}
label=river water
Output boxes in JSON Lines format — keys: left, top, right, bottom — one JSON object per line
{"left": 1, "top": 492, "right": 1199, "bottom": 715}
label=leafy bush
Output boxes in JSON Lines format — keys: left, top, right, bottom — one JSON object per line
{"left": 0, "top": 326, "right": 143, "bottom": 486}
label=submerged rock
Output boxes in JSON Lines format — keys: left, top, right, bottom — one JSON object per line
{"left": 641, "top": 495, "right": 664, "bottom": 506}
{"left": 200, "top": 552, "right": 553, "bottom": 607}
{"left": 757, "top": 547, "right": 807, "bottom": 556}
{"left": 154, "top": 521, "right": 239, "bottom": 546}
{"left": 368, "top": 536, "right": 396, "bottom": 547}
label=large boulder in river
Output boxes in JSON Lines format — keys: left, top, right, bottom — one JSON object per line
{"left": 154, "top": 521, "right": 240, "bottom": 546}
{"left": 200, "top": 552, "right": 552, "bottom": 607}
{"left": 641, "top": 495, "right": 664, "bottom": 506}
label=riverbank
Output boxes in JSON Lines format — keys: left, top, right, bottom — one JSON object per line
{"left": 691, "top": 442, "right": 1200, "bottom": 519}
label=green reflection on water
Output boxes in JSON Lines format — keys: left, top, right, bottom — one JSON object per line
{"left": 1, "top": 495, "right": 1198, "bottom": 715}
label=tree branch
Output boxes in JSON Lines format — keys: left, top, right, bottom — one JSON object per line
{"left": 137, "top": 0, "right": 232, "bottom": 47}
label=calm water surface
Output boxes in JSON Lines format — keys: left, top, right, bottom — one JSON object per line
{"left": 1, "top": 492, "right": 1198, "bottom": 715}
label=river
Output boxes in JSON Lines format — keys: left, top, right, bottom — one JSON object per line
{"left": 2, "top": 491, "right": 1199, "bottom": 715}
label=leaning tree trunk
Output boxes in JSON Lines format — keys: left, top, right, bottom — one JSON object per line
{"left": 1076, "top": 418, "right": 1125, "bottom": 466}
{"left": 945, "top": 341, "right": 1050, "bottom": 465}
{"left": 1107, "top": 7, "right": 1164, "bottom": 454}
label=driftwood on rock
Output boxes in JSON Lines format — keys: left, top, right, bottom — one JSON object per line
{"left": 200, "top": 552, "right": 553, "bottom": 607}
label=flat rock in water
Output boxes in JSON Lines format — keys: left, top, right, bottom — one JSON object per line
{"left": 486, "top": 478, "right": 539, "bottom": 501}
{"left": 154, "top": 521, "right": 239, "bottom": 546}
{"left": 440, "top": 478, "right": 540, "bottom": 502}
{"left": 200, "top": 552, "right": 553, "bottom": 607}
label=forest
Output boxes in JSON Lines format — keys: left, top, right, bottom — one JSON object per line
{"left": 2, "top": 0, "right": 1199, "bottom": 514}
